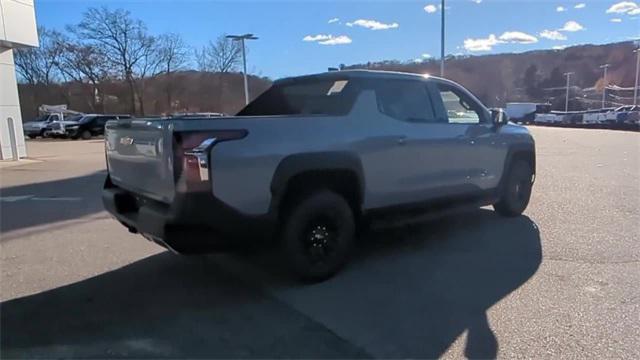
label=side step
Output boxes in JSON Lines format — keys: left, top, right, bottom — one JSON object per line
{"left": 368, "top": 198, "right": 496, "bottom": 230}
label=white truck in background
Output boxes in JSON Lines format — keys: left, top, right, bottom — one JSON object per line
{"left": 506, "top": 103, "right": 551, "bottom": 125}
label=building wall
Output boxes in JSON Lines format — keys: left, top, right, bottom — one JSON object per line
{"left": 0, "top": 0, "right": 38, "bottom": 159}
{"left": 0, "top": 0, "right": 38, "bottom": 48}
{"left": 0, "top": 48, "right": 26, "bottom": 159}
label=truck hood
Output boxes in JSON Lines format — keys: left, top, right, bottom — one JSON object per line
{"left": 23, "top": 121, "right": 48, "bottom": 129}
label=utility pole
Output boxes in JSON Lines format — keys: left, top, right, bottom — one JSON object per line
{"left": 564, "top": 72, "right": 574, "bottom": 112}
{"left": 634, "top": 48, "right": 639, "bottom": 106}
{"left": 599, "top": 64, "right": 610, "bottom": 109}
{"left": 440, "top": 0, "right": 445, "bottom": 77}
{"left": 226, "top": 34, "right": 259, "bottom": 105}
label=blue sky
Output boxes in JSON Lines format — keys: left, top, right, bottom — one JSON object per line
{"left": 36, "top": 0, "right": 640, "bottom": 78}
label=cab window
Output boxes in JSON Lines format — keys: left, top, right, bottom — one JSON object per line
{"left": 436, "top": 83, "right": 485, "bottom": 124}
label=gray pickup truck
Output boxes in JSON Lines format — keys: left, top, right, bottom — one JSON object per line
{"left": 103, "top": 70, "right": 535, "bottom": 281}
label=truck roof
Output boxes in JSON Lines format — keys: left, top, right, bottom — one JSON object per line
{"left": 276, "top": 69, "right": 449, "bottom": 84}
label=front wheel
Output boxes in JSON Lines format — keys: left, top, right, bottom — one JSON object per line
{"left": 281, "top": 190, "right": 355, "bottom": 282}
{"left": 80, "top": 130, "right": 92, "bottom": 140}
{"left": 494, "top": 160, "right": 533, "bottom": 217}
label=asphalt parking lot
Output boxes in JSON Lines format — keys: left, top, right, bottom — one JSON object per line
{"left": 1, "top": 127, "right": 639, "bottom": 358}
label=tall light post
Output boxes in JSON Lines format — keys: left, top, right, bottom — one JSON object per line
{"left": 634, "top": 48, "right": 639, "bottom": 106}
{"left": 440, "top": 0, "right": 445, "bottom": 77}
{"left": 226, "top": 34, "right": 258, "bottom": 105}
{"left": 564, "top": 72, "right": 574, "bottom": 112}
{"left": 599, "top": 64, "right": 610, "bottom": 109}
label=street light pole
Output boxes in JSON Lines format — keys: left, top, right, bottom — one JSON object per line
{"left": 440, "top": 0, "right": 445, "bottom": 77}
{"left": 634, "top": 48, "right": 639, "bottom": 106}
{"left": 240, "top": 38, "right": 249, "bottom": 105}
{"left": 599, "top": 64, "right": 610, "bottom": 109}
{"left": 226, "top": 34, "right": 258, "bottom": 105}
{"left": 564, "top": 72, "right": 574, "bottom": 112}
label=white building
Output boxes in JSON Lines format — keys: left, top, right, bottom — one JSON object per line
{"left": 0, "top": 0, "right": 38, "bottom": 160}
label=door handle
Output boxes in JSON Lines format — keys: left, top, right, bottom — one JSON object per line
{"left": 396, "top": 136, "right": 407, "bottom": 145}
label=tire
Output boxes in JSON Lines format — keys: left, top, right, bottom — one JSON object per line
{"left": 80, "top": 130, "right": 92, "bottom": 140}
{"left": 28, "top": 134, "right": 36, "bottom": 139}
{"left": 281, "top": 190, "right": 355, "bottom": 282}
{"left": 494, "top": 160, "right": 533, "bottom": 217}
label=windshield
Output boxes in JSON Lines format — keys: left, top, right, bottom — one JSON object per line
{"left": 30, "top": 115, "right": 48, "bottom": 122}
{"left": 78, "top": 116, "right": 96, "bottom": 124}
{"left": 65, "top": 115, "right": 84, "bottom": 122}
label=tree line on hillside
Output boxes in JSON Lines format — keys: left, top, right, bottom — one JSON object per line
{"left": 15, "top": 6, "right": 638, "bottom": 119}
{"left": 344, "top": 41, "right": 638, "bottom": 111}
{"left": 14, "top": 6, "right": 269, "bottom": 119}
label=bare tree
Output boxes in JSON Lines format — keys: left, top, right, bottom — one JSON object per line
{"left": 14, "top": 27, "right": 64, "bottom": 85}
{"left": 132, "top": 35, "right": 163, "bottom": 115}
{"left": 196, "top": 34, "right": 242, "bottom": 73}
{"left": 55, "top": 36, "right": 113, "bottom": 112}
{"left": 156, "top": 33, "right": 189, "bottom": 109}
{"left": 72, "top": 7, "right": 152, "bottom": 115}
{"left": 194, "top": 46, "right": 208, "bottom": 72}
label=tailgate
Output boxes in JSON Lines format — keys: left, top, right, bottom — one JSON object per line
{"left": 105, "top": 119, "right": 175, "bottom": 203}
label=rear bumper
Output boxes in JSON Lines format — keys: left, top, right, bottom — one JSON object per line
{"left": 102, "top": 177, "right": 277, "bottom": 253}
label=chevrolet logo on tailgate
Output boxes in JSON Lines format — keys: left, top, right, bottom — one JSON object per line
{"left": 120, "top": 137, "right": 134, "bottom": 145}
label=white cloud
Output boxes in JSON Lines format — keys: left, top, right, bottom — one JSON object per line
{"left": 556, "top": 6, "right": 566, "bottom": 12}
{"left": 422, "top": 53, "right": 432, "bottom": 58}
{"left": 303, "top": 34, "right": 332, "bottom": 42}
{"left": 318, "top": 35, "right": 352, "bottom": 45}
{"left": 463, "top": 30, "right": 540, "bottom": 51}
{"left": 553, "top": 45, "right": 569, "bottom": 50}
{"left": 303, "top": 34, "right": 352, "bottom": 45}
{"left": 463, "top": 34, "right": 501, "bottom": 51}
{"left": 424, "top": 4, "right": 438, "bottom": 13}
{"left": 606, "top": 1, "right": 639, "bottom": 14}
{"left": 345, "top": 19, "right": 399, "bottom": 30}
{"left": 470, "top": 0, "right": 482, "bottom": 3}
{"left": 540, "top": 29, "right": 568, "bottom": 40}
{"left": 328, "top": 18, "right": 339, "bottom": 24}
{"left": 499, "top": 31, "right": 538, "bottom": 44}
{"left": 575, "top": 3, "right": 586, "bottom": 9}
{"left": 629, "top": 8, "right": 640, "bottom": 14}
{"left": 610, "top": 17, "right": 623, "bottom": 22}
{"left": 560, "top": 20, "right": 585, "bottom": 32}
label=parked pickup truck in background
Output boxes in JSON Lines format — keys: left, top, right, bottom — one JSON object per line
{"left": 103, "top": 70, "right": 536, "bottom": 281}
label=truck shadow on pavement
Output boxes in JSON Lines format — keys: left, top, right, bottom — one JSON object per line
{"left": 0, "top": 171, "right": 107, "bottom": 234}
{"left": 1, "top": 209, "right": 541, "bottom": 359}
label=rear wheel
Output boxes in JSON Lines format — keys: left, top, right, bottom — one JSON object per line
{"left": 494, "top": 160, "right": 533, "bottom": 217}
{"left": 80, "top": 130, "right": 92, "bottom": 140}
{"left": 281, "top": 190, "right": 355, "bottom": 282}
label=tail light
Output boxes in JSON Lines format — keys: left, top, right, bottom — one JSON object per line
{"left": 174, "top": 130, "right": 247, "bottom": 192}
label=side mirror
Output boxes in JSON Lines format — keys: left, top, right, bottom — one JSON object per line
{"left": 491, "top": 108, "right": 509, "bottom": 126}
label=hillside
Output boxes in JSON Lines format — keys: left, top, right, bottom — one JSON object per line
{"left": 18, "top": 72, "right": 272, "bottom": 120}
{"left": 344, "top": 41, "right": 638, "bottom": 110}
{"left": 17, "top": 41, "right": 638, "bottom": 120}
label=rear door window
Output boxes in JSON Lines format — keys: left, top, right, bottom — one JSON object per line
{"left": 237, "top": 78, "right": 359, "bottom": 116}
{"left": 374, "top": 80, "right": 438, "bottom": 123}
